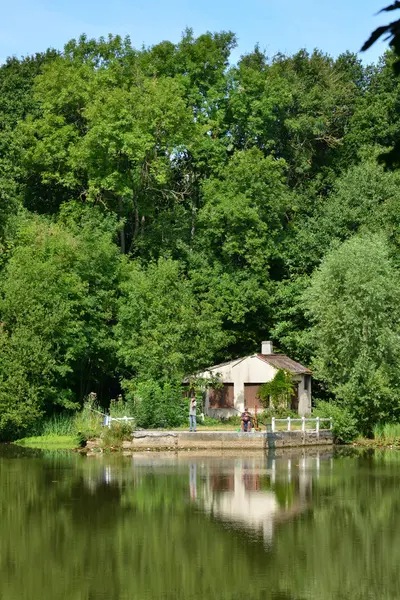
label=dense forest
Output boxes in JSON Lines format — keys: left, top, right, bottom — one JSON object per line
{"left": 1, "top": 30, "right": 400, "bottom": 439}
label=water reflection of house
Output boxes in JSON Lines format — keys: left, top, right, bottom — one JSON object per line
{"left": 200, "top": 458, "right": 316, "bottom": 544}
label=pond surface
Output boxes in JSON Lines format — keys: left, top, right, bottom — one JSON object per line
{"left": 0, "top": 445, "right": 399, "bottom": 600}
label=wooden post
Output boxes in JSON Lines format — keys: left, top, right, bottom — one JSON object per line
{"left": 287, "top": 416, "right": 291, "bottom": 432}
{"left": 271, "top": 417, "right": 275, "bottom": 433}
{"left": 301, "top": 416, "right": 305, "bottom": 432}
{"left": 316, "top": 416, "right": 320, "bottom": 433}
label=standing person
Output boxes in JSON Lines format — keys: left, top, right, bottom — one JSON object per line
{"left": 189, "top": 396, "right": 197, "bottom": 432}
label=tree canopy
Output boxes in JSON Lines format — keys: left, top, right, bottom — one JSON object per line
{"left": 0, "top": 31, "right": 400, "bottom": 438}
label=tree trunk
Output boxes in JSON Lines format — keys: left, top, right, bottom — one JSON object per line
{"left": 133, "top": 196, "right": 139, "bottom": 241}
{"left": 118, "top": 197, "right": 126, "bottom": 254}
{"left": 191, "top": 192, "right": 197, "bottom": 241}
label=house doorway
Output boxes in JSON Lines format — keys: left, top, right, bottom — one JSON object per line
{"left": 244, "top": 384, "right": 264, "bottom": 410}
{"left": 290, "top": 384, "right": 299, "bottom": 411}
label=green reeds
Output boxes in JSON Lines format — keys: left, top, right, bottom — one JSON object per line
{"left": 373, "top": 423, "right": 400, "bottom": 445}
{"left": 41, "top": 414, "right": 75, "bottom": 436}
{"left": 34, "top": 402, "right": 102, "bottom": 441}
{"left": 73, "top": 402, "right": 103, "bottom": 440}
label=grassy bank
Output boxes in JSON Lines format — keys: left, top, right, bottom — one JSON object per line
{"left": 15, "top": 435, "right": 79, "bottom": 449}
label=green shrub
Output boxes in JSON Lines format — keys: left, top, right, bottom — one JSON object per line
{"left": 312, "top": 400, "right": 358, "bottom": 444}
{"left": 109, "top": 396, "right": 134, "bottom": 418}
{"left": 258, "top": 369, "right": 295, "bottom": 408}
{"left": 123, "top": 379, "right": 186, "bottom": 428}
{"left": 202, "top": 415, "right": 222, "bottom": 426}
{"left": 101, "top": 421, "right": 134, "bottom": 447}
{"left": 223, "top": 415, "right": 241, "bottom": 426}
{"left": 258, "top": 407, "right": 298, "bottom": 423}
{"left": 73, "top": 401, "right": 102, "bottom": 441}
{"left": 0, "top": 371, "right": 44, "bottom": 441}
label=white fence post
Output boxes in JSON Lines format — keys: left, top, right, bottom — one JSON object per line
{"left": 330, "top": 417, "right": 333, "bottom": 430}
{"left": 287, "top": 416, "right": 291, "bottom": 432}
{"left": 316, "top": 416, "right": 320, "bottom": 433}
{"left": 271, "top": 417, "right": 275, "bottom": 433}
{"left": 301, "top": 416, "right": 305, "bottom": 432}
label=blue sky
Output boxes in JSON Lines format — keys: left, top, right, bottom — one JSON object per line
{"left": 0, "top": 0, "right": 392, "bottom": 65}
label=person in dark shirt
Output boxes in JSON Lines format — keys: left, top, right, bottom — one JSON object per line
{"left": 241, "top": 408, "right": 252, "bottom": 432}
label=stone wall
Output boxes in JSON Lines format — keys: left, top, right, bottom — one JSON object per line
{"left": 113, "top": 430, "right": 333, "bottom": 452}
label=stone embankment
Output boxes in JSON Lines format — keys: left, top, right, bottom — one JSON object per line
{"left": 86, "top": 429, "right": 333, "bottom": 452}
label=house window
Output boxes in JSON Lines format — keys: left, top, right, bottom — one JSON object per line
{"left": 209, "top": 383, "right": 234, "bottom": 408}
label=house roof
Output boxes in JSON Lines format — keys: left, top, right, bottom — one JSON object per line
{"left": 191, "top": 351, "right": 311, "bottom": 380}
{"left": 257, "top": 354, "right": 312, "bottom": 375}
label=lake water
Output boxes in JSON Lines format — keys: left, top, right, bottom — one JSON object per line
{"left": 0, "top": 445, "right": 399, "bottom": 600}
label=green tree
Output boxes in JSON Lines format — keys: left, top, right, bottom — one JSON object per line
{"left": 343, "top": 51, "right": 400, "bottom": 166}
{"left": 0, "top": 209, "right": 121, "bottom": 439}
{"left": 186, "top": 148, "right": 292, "bottom": 356}
{"left": 0, "top": 50, "right": 59, "bottom": 235}
{"left": 306, "top": 233, "right": 400, "bottom": 435}
{"left": 362, "top": 2, "right": 400, "bottom": 167}
{"left": 286, "top": 154, "right": 400, "bottom": 276}
{"left": 116, "top": 257, "right": 228, "bottom": 382}
{"left": 16, "top": 31, "right": 235, "bottom": 256}
{"left": 227, "top": 48, "right": 364, "bottom": 187}
{"left": 74, "top": 75, "right": 194, "bottom": 253}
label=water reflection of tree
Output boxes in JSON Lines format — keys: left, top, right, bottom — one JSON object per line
{"left": 267, "top": 451, "right": 400, "bottom": 599}
{"left": 0, "top": 449, "right": 400, "bottom": 599}
{"left": 0, "top": 453, "right": 268, "bottom": 599}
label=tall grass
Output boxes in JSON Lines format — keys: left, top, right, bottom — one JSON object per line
{"left": 31, "top": 403, "right": 102, "bottom": 441}
{"left": 41, "top": 414, "right": 75, "bottom": 436}
{"left": 73, "top": 402, "right": 103, "bottom": 439}
{"left": 109, "top": 397, "right": 134, "bottom": 418}
{"left": 373, "top": 423, "right": 400, "bottom": 445}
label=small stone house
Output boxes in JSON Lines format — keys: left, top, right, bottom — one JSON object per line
{"left": 197, "top": 342, "right": 312, "bottom": 418}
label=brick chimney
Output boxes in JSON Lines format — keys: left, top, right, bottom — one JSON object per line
{"left": 262, "top": 341, "right": 273, "bottom": 355}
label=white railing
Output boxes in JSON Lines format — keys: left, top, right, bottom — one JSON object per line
{"left": 270, "top": 416, "right": 332, "bottom": 433}
{"left": 103, "top": 415, "right": 135, "bottom": 428}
